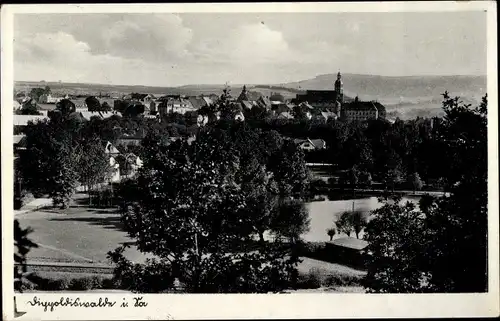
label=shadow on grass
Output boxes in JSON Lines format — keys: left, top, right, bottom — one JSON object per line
{"left": 48, "top": 216, "right": 126, "bottom": 232}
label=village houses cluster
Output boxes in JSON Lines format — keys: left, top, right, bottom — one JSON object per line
{"left": 13, "top": 72, "right": 388, "bottom": 180}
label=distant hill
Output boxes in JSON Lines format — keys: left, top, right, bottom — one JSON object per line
{"left": 276, "top": 73, "right": 487, "bottom": 120}
{"left": 278, "top": 73, "right": 486, "bottom": 102}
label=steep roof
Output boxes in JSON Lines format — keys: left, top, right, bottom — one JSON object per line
{"left": 329, "top": 237, "right": 368, "bottom": 251}
{"left": 240, "top": 100, "right": 253, "bottom": 110}
{"left": 201, "top": 96, "right": 213, "bottom": 106}
{"left": 104, "top": 141, "right": 121, "bottom": 155}
{"left": 344, "top": 101, "right": 379, "bottom": 112}
{"left": 258, "top": 96, "right": 272, "bottom": 108}
{"left": 320, "top": 111, "right": 338, "bottom": 120}
{"left": 309, "top": 139, "right": 326, "bottom": 149}
{"left": 293, "top": 138, "right": 326, "bottom": 149}
{"left": 80, "top": 111, "right": 116, "bottom": 121}
{"left": 188, "top": 97, "right": 206, "bottom": 109}
{"left": 276, "top": 111, "right": 294, "bottom": 119}
{"left": 269, "top": 93, "right": 285, "bottom": 102}
{"left": 13, "top": 134, "right": 25, "bottom": 145}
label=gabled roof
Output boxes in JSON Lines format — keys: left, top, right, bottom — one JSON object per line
{"left": 277, "top": 112, "right": 294, "bottom": 119}
{"left": 309, "top": 139, "right": 326, "bottom": 149}
{"left": 201, "top": 96, "right": 213, "bottom": 106}
{"left": 299, "top": 102, "right": 314, "bottom": 110}
{"left": 188, "top": 97, "right": 206, "bottom": 109}
{"left": 104, "top": 141, "right": 121, "bottom": 155}
{"left": 13, "top": 134, "right": 25, "bottom": 145}
{"left": 80, "top": 111, "right": 116, "bottom": 121}
{"left": 293, "top": 138, "right": 326, "bottom": 149}
{"left": 329, "top": 237, "right": 368, "bottom": 250}
{"left": 319, "top": 111, "right": 338, "bottom": 120}
{"left": 258, "top": 96, "right": 272, "bottom": 107}
{"left": 240, "top": 100, "right": 253, "bottom": 110}
{"left": 345, "top": 101, "right": 380, "bottom": 112}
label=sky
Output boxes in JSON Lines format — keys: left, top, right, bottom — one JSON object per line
{"left": 13, "top": 11, "right": 487, "bottom": 87}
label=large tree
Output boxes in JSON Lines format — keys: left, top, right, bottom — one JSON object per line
{"left": 109, "top": 125, "right": 309, "bottom": 293}
{"left": 364, "top": 93, "right": 488, "bottom": 293}
{"left": 74, "top": 135, "right": 112, "bottom": 205}
{"left": 85, "top": 96, "right": 102, "bottom": 112}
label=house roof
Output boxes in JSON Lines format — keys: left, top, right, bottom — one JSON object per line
{"left": 80, "top": 111, "right": 116, "bottom": 121}
{"left": 188, "top": 97, "right": 206, "bottom": 109}
{"left": 269, "top": 93, "right": 285, "bottom": 102}
{"left": 277, "top": 112, "right": 294, "bottom": 119}
{"left": 13, "top": 134, "right": 25, "bottom": 145}
{"left": 258, "top": 96, "right": 272, "bottom": 107}
{"left": 201, "top": 96, "right": 213, "bottom": 106}
{"left": 104, "top": 141, "right": 121, "bottom": 154}
{"left": 309, "top": 139, "right": 326, "bottom": 149}
{"left": 320, "top": 111, "right": 338, "bottom": 119}
{"left": 345, "top": 101, "right": 380, "bottom": 112}
{"left": 329, "top": 237, "right": 369, "bottom": 250}
{"left": 13, "top": 115, "right": 48, "bottom": 126}
{"left": 240, "top": 100, "right": 253, "bottom": 110}
{"left": 299, "top": 102, "right": 314, "bottom": 110}
{"left": 293, "top": 138, "right": 326, "bottom": 149}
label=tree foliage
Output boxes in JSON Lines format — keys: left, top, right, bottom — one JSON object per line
{"left": 109, "top": 123, "right": 310, "bottom": 293}
{"left": 85, "top": 96, "right": 102, "bottom": 112}
{"left": 15, "top": 220, "right": 38, "bottom": 292}
{"left": 364, "top": 93, "right": 488, "bottom": 293}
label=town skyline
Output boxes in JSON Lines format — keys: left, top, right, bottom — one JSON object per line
{"left": 14, "top": 11, "right": 486, "bottom": 87}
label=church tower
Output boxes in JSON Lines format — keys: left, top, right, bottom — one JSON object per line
{"left": 335, "top": 71, "right": 344, "bottom": 104}
{"left": 334, "top": 71, "right": 344, "bottom": 115}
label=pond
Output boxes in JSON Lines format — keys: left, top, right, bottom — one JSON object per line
{"left": 303, "top": 196, "right": 421, "bottom": 243}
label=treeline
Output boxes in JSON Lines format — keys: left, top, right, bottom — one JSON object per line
{"left": 245, "top": 113, "right": 447, "bottom": 188}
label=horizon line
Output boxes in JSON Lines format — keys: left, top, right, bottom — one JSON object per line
{"left": 14, "top": 73, "right": 487, "bottom": 90}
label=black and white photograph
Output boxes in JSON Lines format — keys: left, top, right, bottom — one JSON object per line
{"left": 2, "top": 1, "right": 498, "bottom": 319}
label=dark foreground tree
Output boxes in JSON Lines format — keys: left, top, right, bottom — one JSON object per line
{"left": 364, "top": 93, "right": 488, "bottom": 293}
{"left": 15, "top": 220, "right": 38, "bottom": 292}
{"left": 108, "top": 126, "right": 308, "bottom": 293}
{"left": 85, "top": 96, "right": 101, "bottom": 112}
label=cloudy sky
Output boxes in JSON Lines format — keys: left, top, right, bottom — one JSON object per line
{"left": 14, "top": 11, "right": 486, "bottom": 86}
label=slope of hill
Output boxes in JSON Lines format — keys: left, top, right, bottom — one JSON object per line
{"left": 280, "top": 73, "right": 486, "bottom": 101}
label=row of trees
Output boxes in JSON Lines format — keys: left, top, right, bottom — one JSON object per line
{"left": 246, "top": 111, "right": 448, "bottom": 188}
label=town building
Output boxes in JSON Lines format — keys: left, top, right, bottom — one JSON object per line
{"left": 342, "top": 98, "right": 386, "bottom": 122}
{"left": 293, "top": 138, "right": 327, "bottom": 151}
{"left": 292, "top": 72, "right": 345, "bottom": 115}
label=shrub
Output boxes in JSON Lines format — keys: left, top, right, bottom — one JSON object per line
{"left": 47, "top": 278, "right": 71, "bottom": 291}
{"left": 323, "top": 273, "right": 363, "bottom": 287}
{"left": 69, "top": 276, "right": 103, "bottom": 290}
{"left": 296, "top": 268, "right": 322, "bottom": 289}
{"left": 19, "top": 279, "right": 38, "bottom": 292}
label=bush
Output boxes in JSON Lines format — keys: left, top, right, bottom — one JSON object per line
{"left": 296, "top": 268, "right": 322, "bottom": 289}
{"left": 68, "top": 276, "right": 103, "bottom": 290}
{"left": 47, "top": 278, "right": 71, "bottom": 291}
{"left": 323, "top": 272, "right": 363, "bottom": 287}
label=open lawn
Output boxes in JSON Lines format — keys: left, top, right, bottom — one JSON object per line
{"left": 17, "top": 206, "right": 152, "bottom": 265}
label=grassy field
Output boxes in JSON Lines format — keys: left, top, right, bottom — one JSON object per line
{"left": 17, "top": 206, "right": 151, "bottom": 265}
